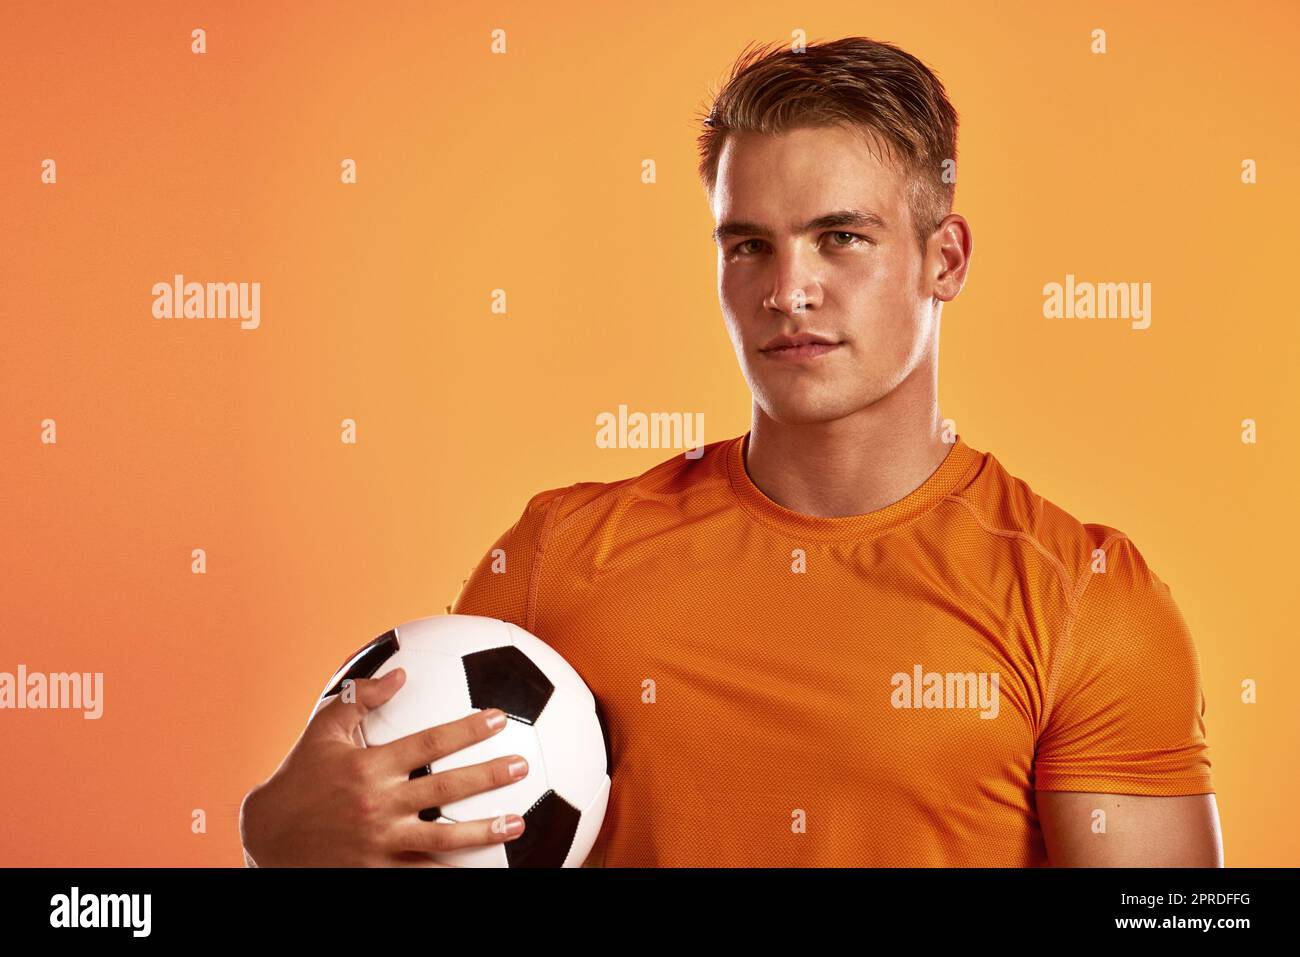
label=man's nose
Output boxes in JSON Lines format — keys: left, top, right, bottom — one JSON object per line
{"left": 763, "top": 244, "right": 821, "bottom": 315}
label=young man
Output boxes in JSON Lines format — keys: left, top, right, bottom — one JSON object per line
{"left": 241, "top": 36, "right": 1221, "bottom": 867}
{"left": 450, "top": 35, "right": 1222, "bottom": 868}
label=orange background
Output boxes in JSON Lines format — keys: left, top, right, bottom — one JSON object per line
{"left": 2, "top": 0, "right": 1296, "bottom": 866}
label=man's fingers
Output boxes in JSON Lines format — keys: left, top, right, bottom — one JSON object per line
{"left": 387, "top": 814, "right": 525, "bottom": 857}
{"left": 375, "top": 706, "right": 508, "bottom": 775}
{"left": 393, "top": 754, "right": 529, "bottom": 816}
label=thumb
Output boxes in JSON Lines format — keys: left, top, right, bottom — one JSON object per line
{"left": 318, "top": 668, "right": 406, "bottom": 740}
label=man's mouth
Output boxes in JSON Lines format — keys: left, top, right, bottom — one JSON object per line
{"left": 760, "top": 340, "right": 843, "bottom": 362}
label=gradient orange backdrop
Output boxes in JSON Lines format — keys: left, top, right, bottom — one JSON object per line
{"left": 2, "top": 0, "right": 1297, "bottom": 866}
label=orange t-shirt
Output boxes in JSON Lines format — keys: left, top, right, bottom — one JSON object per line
{"left": 449, "top": 432, "right": 1213, "bottom": 866}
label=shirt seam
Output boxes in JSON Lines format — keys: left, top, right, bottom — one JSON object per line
{"left": 942, "top": 494, "right": 1076, "bottom": 602}
{"left": 942, "top": 495, "right": 1079, "bottom": 738}
{"left": 1037, "top": 531, "right": 1132, "bottom": 746}
{"left": 1034, "top": 768, "right": 1212, "bottom": 781}
{"left": 523, "top": 485, "right": 574, "bottom": 633}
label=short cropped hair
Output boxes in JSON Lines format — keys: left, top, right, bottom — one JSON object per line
{"left": 696, "top": 37, "right": 959, "bottom": 249}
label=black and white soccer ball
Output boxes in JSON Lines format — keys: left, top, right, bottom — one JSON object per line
{"left": 310, "top": 614, "right": 611, "bottom": 867}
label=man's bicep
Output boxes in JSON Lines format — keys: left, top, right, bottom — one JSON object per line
{"left": 1038, "top": 790, "right": 1223, "bottom": 866}
{"left": 1034, "top": 536, "right": 1213, "bottom": 795}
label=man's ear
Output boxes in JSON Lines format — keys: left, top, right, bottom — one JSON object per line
{"left": 930, "top": 213, "right": 973, "bottom": 302}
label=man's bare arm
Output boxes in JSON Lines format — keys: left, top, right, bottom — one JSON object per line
{"left": 1038, "top": 791, "right": 1223, "bottom": 867}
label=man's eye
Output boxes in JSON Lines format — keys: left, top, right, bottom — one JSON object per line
{"left": 731, "top": 233, "right": 865, "bottom": 256}
{"left": 825, "top": 231, "right": 865, "bottom": 247}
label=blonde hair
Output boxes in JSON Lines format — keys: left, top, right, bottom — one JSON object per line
{"left": 696, "top": 37, "right": 959, "bottom": 249}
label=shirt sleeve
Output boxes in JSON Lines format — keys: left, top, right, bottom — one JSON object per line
{"left": 1033, "top": 534, "right": 1214, "bottom": 795}
{"left": 446, "top": 486, "right": 572, "bottom": 631}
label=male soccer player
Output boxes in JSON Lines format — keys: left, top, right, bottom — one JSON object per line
{"left": 241, "top": 36, "right": 1221, "bottom": 867}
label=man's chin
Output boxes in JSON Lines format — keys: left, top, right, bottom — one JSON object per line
{"left": 752, "top": 377, "right": 892, "bottom": 426}
{"left": 754, "top": 394, "right": 863, "bottom": 427}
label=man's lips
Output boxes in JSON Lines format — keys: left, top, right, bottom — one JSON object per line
{"left": 759, "top": 341, "right": 842, "bottom": 361}
{"left": 761, "top": 332, "right": 838, "bottom": 350}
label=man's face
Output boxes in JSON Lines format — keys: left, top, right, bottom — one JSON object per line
{"left": 712, "top": 124, "right": 940, "bottom": 426}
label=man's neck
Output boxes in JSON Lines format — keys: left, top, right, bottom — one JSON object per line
{"left": 743, "top": 376, "right": 950, "bottom": 519}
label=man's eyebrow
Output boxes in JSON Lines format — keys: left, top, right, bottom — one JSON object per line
{"left": 711, "top": 209, "right": 889, "bottom": 245}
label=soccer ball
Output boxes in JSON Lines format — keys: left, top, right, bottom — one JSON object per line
{"left": 310, "top": 614, "right": 612, "bottom": 867}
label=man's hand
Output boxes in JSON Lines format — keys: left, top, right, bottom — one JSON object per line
{"left": 1038, "top": 791, "right": 1223, "bottom": 866}
{"left": 240, "top": 668, "right": 530, "bottom": 867}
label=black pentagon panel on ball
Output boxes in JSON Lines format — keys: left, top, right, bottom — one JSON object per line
{"left": 461, "top": 645, "right": 554, "bottom": 724}
{"left": 322, "top": 629, "right": 400, "bottom": 699}
{"left": 504, "top": 790, "right": 581, "bottom": 868}
{"left": 408, "top": 765, "right": 440, "bottom": 822}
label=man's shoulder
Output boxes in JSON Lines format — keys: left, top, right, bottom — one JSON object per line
{"left": 952, "top": 442, "right": 1146, "bottom": 591}
{"left": 450, "top": 436, "right": 741, "bottom": 620}
{"left": 516, "top": 434, "right": 740, "bottom": 536}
